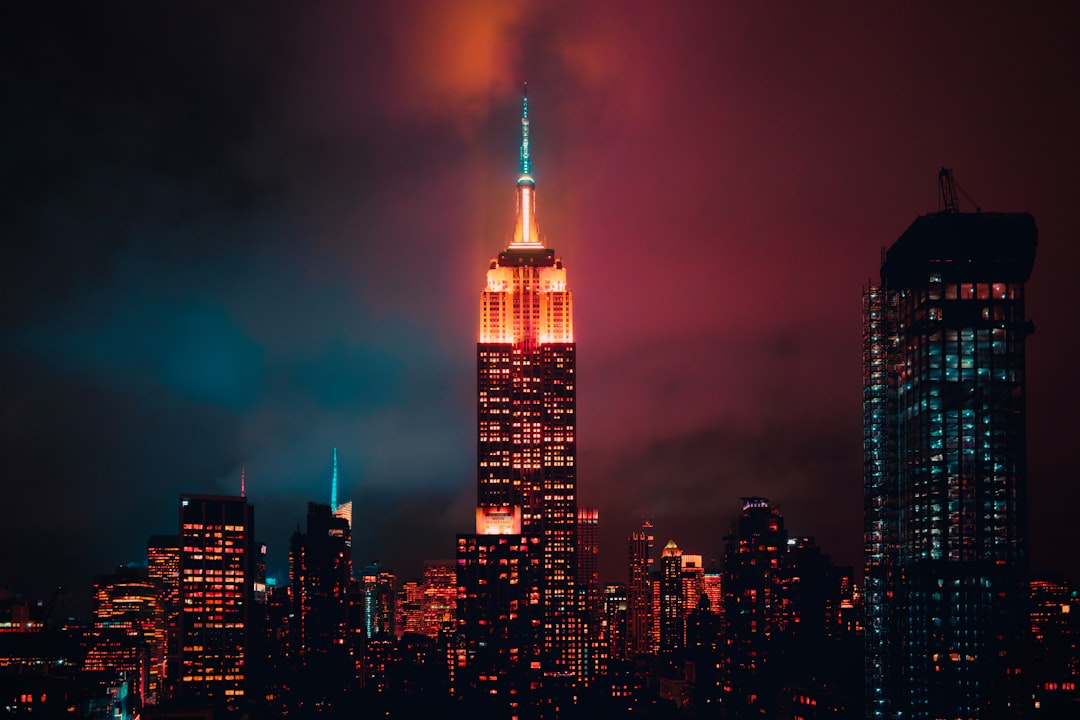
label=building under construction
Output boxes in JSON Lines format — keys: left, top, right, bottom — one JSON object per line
{"left": 863, "top": 170, "right": 1037, "bottom": 719}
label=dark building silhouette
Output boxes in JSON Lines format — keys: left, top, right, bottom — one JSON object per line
{"left": 577, "top": 508, "right": 603, "bottom": 682}
{"left": 289, "top": 502, "right": 352, "bottom": 661}
{"left": 603, "top": 583, "right": 629, "bottom": 665}
{"left": 454, "top": 528, "right": 542, "bottom": 704}
{"left": 719, "top": 499, "right": 862, "bottom": 718}
{"left": 863, "top": 178, "right": 1037, "bottom": 719}
{"left": 722, "top": 497, "right": 788, "bottom": 718}
{"left": 659, "top": 540, "right": 684, "bottom": 657}
{"left": 285, "top": 501, "right": 353, "bottom": 707}
{"left": 627, "top": 520, "right": 655, "bottom": 658}
{"left": 1028, "top": 575, "right": 1080, "bottom": 716}
{"left": 685, "top": 593, "right": 721, "bottom": 711}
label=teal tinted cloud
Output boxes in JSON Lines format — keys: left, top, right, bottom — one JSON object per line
{"left": 12, "top": 298, "right": 266, "bottom": 412}
{"left": 290, "top": 339, "right": 399, "bottom": 410}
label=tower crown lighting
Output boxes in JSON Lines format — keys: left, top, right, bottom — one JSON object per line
{"left": 479, "top": 89, "right": 572, "bottom": 346}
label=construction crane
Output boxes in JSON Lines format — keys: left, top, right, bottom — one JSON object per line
{"left": 41, "top": 585, "right": 63, "bottom": 624}
{"left": 938, "top": 167, "right": 981, "bottom": 213}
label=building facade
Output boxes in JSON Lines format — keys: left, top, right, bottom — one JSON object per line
{"left": 177, "top": 494, "right": 254, "bottom": 710}
{"left": 863, "top": 198, "right": 1037, "bottom": 718}
{"left": 146, "top": 535, "right": 180, "bottom": 701}
{"left": 420, "top": 560, "right": 456, "bottom": 639}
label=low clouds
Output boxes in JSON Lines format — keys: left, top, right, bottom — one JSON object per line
{"left": 588, "top": 417, "right": 861, "bottom": 562}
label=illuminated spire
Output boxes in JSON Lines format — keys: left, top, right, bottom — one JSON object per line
{"left": 510, "top": 84, "right": 541, "bottom": 248}
{"left": 240, "top": 464, "right": 246, "bottom": 498}
{"left": 331, "top": 448, "right": 338, "bottom": 512}
{"left": 520, "top": 83, "right": 531, "bottom": 177}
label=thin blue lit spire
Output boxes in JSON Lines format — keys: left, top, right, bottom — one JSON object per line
{"left": 519, "top": 83, "right": 531, "bottom": 178}
{"left": 331, "top": 448, "right": 338, "bottom": 511}
{"left": 510, "top": 84, "right": 540, "bottom": 247}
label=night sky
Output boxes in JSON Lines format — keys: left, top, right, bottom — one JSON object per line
{"left": 3, "top": 2, "right": 1079, "bottom": 611}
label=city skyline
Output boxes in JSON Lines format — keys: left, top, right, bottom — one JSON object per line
{"left": 4, "top": 3, "right": 1080, "bottom": 607}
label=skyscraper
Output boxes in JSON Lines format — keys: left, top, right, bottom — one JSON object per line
{"left": 177, "top": 494, "right": 254, "bottom": 710}
{"left": 627, "top": 520, "right": 655, "bottom": 658}
{"left": 680, "top": 554, "right": 705, "bottom": 625}
{"left": 472, "top": 90, "right": 581, "bottom": 681}
{"left": 577, "top": 507, "right": 602, "bottom": 681}
{"left": 603, "top": 583, "right": 629, "bottom": 663}
{"left": 659, "top": 540, "right": 684, "bottom": 656}
{"left": 359, "top": 563, "right": 397, "bottom": 642}
{"left": 722, "top": 497, "right": 788, "bottom": 718}
{"left": 400, "top": 580, "right": 424, "bottom": 635}
{"left": 863, "top": 179, "right": 1037, "bottom": 719}
{"left": 577, "top": 508, "right": 601, "bottom": 625}
{"left": 147, "top": 534, "right": 180, "bottom": 700}
{"left": 288, "top": 502, "right": 352, "bottom": 664}
{"left": 83, "top": 565, "right": 165, "bottom": 705}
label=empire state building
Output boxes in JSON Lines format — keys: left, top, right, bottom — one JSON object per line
{"left": 459, "top": 91, "right": 582, "bottom": 695}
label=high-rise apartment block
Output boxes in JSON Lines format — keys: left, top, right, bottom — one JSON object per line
{"left": 863, "top": 179, "right": 1037, "bottom": 719}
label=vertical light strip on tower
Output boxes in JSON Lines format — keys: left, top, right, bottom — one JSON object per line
{"left": 509, "top": 88, "right": 541, "bottom": 250}
{"left": 330, "top": 447, "right": 338, "bottom": 512}
{"left": 520, "top": 84, "right": 530, "bottom": 177}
